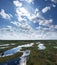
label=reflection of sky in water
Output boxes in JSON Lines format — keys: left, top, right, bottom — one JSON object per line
{"left": 0, "top": 43, "right": 15, "bottom": 49}
{"left": 0, "top": 44, "right": 9, "bottom": 46}
{"left": 4, "top": 47, "right": 22, "bottom": 56}
{"left": 0, "top": 50, "right": 30, "bottom": 65}
{"left": 0, "top": 43, "right": 33, "bottom": 65}
{"left": 38, "top": 44, "right": 46, "bottom": 50}
{"left": 20, "top": 50, "right": 30, "bottom": 65}
{"left": 0, "top": 43, "right": 34, "bottom": 57}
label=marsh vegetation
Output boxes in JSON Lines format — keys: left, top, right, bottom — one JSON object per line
{"left": 0, "top": 40, "right": 57, "bottom": 65}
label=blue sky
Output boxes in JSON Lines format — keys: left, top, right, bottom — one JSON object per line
{"left": 0, "top": 0, "right": 57, "bottom": 40}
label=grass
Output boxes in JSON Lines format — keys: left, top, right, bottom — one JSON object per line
{"left": 27, "top": 40, "right": 57, "bottom": 65}
{"left": 0, "top": 40, "right": 57, "bottom": 65}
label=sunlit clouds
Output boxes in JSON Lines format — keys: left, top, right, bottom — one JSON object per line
{"left": 0, "top": 0, "right": 57, "bottom": 40}
{"left": 0, "top": 9, "right": 12, "bottom": 20}
{"left": 42, "top": 6, "right": 51, "bottom": 13}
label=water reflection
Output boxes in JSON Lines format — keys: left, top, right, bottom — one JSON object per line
{"left": 0, "top": 50, "right": 30, "bottom": 65}
{"left": 0, "top": 43, "right": 33, "bottom": 65}
{"left": 38, "top": 44, "right": 46, "bottom": 50}
{"left": 0, "top": 47, "right": 22, "bottom": 57}
{"left": 20, "top": 50, "right": 30, "bottom": 65}
{"left": 0, "top": 43, "right": 33, "bottom": 57}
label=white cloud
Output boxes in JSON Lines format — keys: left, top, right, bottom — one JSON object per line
{"left": 12, "top": 0, "right": 35, "bottom": 33}
{"left": 52, "top": 4, "right": 56, "bottom": 8}
{"left": 19, "top": 7, "right": 30, "bottom": 17}
{"left": 48, "top": 25, "right": 57, "bottom": 31}
{"left": 0, "top": 9, "right": 12, "bottom": 20}
{"left": 51, "top": 0, "right": 57, "bottom": 3}
{"left": 13, "top": 0, "right": 56, "bottom": 35}
{"left": 14, "top": 2, "right": 30, "bottom": 21}
{"left": 0, "top": 0, "right": 57, "bottom": 40}
{"left": 0, "top": 29, "right": 57, "bottom": 40}
{"left": 0, "top": 26, "right": 18, "bottom": 33}
{"left": 55, "top": 25, "right": 57, "bottom": 29}
{"left": 42, "top": 6, "right": 51, "bottom": 13}
{"left": 34, "top": 8, "right": 39, "bottom": 14}
{"left": 0, "top": 25, "right": 57, "bottom": 40}
{"left": 30, "top": 10, "right": 53, "bottom": 26}
{"left": 27, "top": 8, "right": 42, "bottom": 22}
{"left": 39, "top": 19, "right": 53, "bottom": 26}
{"left": 11, "top": 21, "right": 33, "bottom": 33}
{"left": 25, "top": 0, "right": 34, "bottom": 4}
{"left": 13, "top": 0, "right": 22, "bottom": 7}
{"left": 20, "top": 0, "right": 34, "bottom": 4}
{"left": 45, "top": 31, "right": 57, "bottom": 39}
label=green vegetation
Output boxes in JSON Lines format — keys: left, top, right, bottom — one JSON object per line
{"left": 0, "top": 40, "right": 34, "bottom": 53}
{"left": 0, "top": 40, "right": 57, "bottom": 65}
{"left": 27, "top": 40, "right": 57, "bottom": 65}
{"left": 0, "top": 52, "right": 22, "bottom": 62}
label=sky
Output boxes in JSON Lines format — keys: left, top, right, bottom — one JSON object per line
{"left": 0, "top": 0, "right": 57, "bottom": 40}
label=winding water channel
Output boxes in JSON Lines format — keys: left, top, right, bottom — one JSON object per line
{"left": 0, "top": 43, "right": 33, "bottom": 65}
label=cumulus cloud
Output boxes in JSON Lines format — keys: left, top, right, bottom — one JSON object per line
{"left": 13, "top": 0, "right": 22, "bottom": 7}
{"left": 13, "top": 0, "right": 53, "bottom": 27}
{"left": 51, "top": 0, "right": 57, "bottom": 3}
{"left": 0, "top": 9, "right": 12, "bottom": 20}
{"left": 20, "top": 0, "right": 34, "bottom": 4}
{"left": 0, "top": 27, "right": 57, "bottom": 40}
{"left": 0, "top": 0, "right": 57, "bottom": 40}
{"left": 25, "top": 0, "right": 34, "bottom": 4}
{"left": 12, "top": 0, "right": 34, "bottom": 33}
{"left": 11, "top": 21, "right": 34, "bottom": 33}
{"left": 0, "top": 26, "right": 18, "bottom": 33}
{"left": 42, "top": 6, "right": 51, "bottom": 13}
{"left": 39, "top": 19, "right": 53, "bottom": 26}
{"left": 0, "top": 24, "right": 57, "bottom": 40}
{"left": 55, "top": 25, "right": 57, "bottom": 29}
{"left": 49, "top": 25, "right": 57, "bottom": 30}
{"left": 13, "top": 0, "right": 31, "bottom": 22}
{"left": 52, "top": 4, "right": 56, "bottom": 8}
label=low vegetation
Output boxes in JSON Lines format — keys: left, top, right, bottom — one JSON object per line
{"left": 0, "top": 40, "right": 57, "bottom": 65}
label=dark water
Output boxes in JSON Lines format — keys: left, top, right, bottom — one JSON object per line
{"left": 0, "top": 46, "right": 22, "bottom": 57}
{"left": 0, "top": 43, "right": 33, "bottom": 57}
{"left": 0, "top": 57, "right": 20, "bottom": 65}
{"left": 0, "top": 50, "right": 30, "bottom": 65}
{"left": 0, "top": 43, "right": 31, "bottom": 65}
{"left": 0, "top": 46, "right": 30, "bottom": 65}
